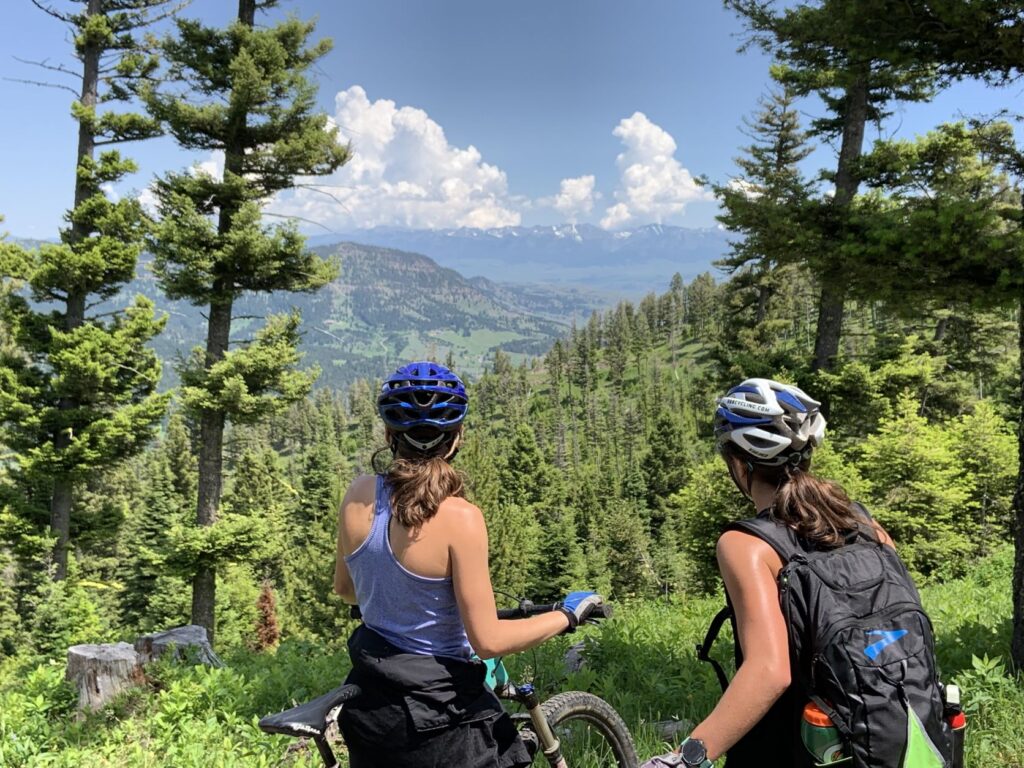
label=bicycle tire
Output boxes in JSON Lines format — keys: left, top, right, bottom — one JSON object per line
{"left": 522, "top": 690, "right": 639, "bottom": 768}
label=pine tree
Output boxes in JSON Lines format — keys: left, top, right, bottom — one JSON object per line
{"left": 713, "top": 87, "right": 816, "bottom": 379}
{"left": 641, "top": 411, "right": 690, "bottom": 526}
{"left": 143, "top": 0, "right": 349, "bottom": 641}
{"left": 0, "top": 1, "right": 176, "bottom": 580}
{"left": 280, "top": 438, "right": 348, "bottom": 637}
{"left": 118, "top": 447, "right": 186, "bottom": 632}
{"left": 727, "top": 0, "right": 937, "bottom": 375}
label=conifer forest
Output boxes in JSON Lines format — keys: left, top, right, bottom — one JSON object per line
{"left": 3, "top": 1, "right": 1024, "bottom": 766}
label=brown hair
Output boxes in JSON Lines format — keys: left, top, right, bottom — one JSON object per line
{"left": 725, "top": 448, "right": 871, "bottom": 548}
{"left": 372, "top": 427, "right": 466, "bottom": 528}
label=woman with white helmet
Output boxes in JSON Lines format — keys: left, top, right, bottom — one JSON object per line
{"left": 643, "top": 378, "right": 901, "bottom": 768}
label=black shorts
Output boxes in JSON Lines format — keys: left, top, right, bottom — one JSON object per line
{"left": 341, "top": 706, "right": 532, "bottom": 768}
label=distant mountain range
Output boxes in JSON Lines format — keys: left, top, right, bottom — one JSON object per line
{"left": 309, "top": 224, "right": 730, "bottom": 294}
{"left": 97, "top": 242, "right": 609, "bottom": 389}
{"left": 9, "top": 223, "right": 730, "bottom": 387}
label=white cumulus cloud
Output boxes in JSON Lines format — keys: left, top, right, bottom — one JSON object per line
{"left": 599, "top": 112, "right": 710, "bottom": 230}
{"left": 546, "top": 175, "right": 597, "bottom": 223}
{"left": 271, "top": 86, "right": 520, "bottom": 230}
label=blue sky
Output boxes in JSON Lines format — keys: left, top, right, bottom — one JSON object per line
{"left": 1, "top": 0, "right": 1018, "bottom": 237}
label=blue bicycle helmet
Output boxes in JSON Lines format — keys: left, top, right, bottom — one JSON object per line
{"left": 377, "top": 361, "right": 468, "bottom": 452}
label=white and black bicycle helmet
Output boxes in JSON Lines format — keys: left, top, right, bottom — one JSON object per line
{"left": 714, "top": 378, "right": 826, "bottom": 467}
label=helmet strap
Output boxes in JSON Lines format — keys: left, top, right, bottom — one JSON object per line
{"left": 724, "top": 453, "right": 755, "bottom": 501}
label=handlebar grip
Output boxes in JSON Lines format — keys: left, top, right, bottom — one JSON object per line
{"left": 497, "top": 602, "right": 555, "bottom": 619}
{"left": 496, "top": 601, "right": 613, "bottom": 621}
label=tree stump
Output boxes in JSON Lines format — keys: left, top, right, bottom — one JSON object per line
{"left": 653, "top": 718, "right": 694, "bottom": 742}
{"left": 564, "top": 641, "right": 587, "bottom": 673}
{"left": 134, "top": 624, "right": 223, "bottom": 667}
{"left": 65, "top": 642, "right": 143, "bottom": 712}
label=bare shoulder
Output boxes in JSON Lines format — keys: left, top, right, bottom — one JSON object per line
{"left": 717, "top": 528, "right": 774, "bottom": 558}
{"left": 717, "top": 529, "right": 783, "bottom": 572}
{"left": 343, "top": 474, "right": 377, "bottom": 507}
{"left": 435, "top": 497, "right": 487, "bottom": 540}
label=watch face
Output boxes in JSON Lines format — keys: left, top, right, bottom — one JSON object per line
{"left": 681, "top": 738, "right": 707, "bottom": 765}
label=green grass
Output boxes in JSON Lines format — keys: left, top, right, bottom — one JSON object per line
{"left": 1, "top": 550, "right": 1020, "bottom": 766}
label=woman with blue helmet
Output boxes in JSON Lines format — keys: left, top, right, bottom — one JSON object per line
{"left": 333, "top": 361, "right": 604, "bottom": 768}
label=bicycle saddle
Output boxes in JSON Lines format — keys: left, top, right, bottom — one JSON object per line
{"left": 258, "top": 683, "right": 362, "bottom": 738}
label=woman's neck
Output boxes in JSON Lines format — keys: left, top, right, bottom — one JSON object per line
{"left": 750, "top": 474, "right": 777, "bottom": 514}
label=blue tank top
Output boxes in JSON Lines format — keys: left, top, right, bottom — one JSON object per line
{"left": 344, "top": 476, "right": 472, "bottom": 660}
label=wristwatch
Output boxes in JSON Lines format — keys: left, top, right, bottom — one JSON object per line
{"left": 680, "top": 737, "right": 713, "bottom": 768}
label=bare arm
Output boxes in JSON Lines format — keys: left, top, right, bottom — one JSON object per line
{"left": 689, "top": 531, "right": 792, "bottom": 761}
{"left": 449, "top": 501, "right": 569, "bottom": 658}
{"left": 333, "top": 475, "right": 376, "bottom": 604}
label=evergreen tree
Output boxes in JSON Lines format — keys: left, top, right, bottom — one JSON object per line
{"left": 254, "top": 580, "right": 280, "bottom": 651}
{"left": 641, "top": 411, "right": 690, "bottom": 524}
{"left": 713, "top": 87, "right": 816, "bottom": 379}
{"left": 859, "top": 397, "right": 973, "bottom": 578}
{"left": 727, "top": 0, "right": 937, "bottom": 375}
{"left": 143, "top": 0, "right": 349, "bottom": 640}
{"left": 280, "top": 439, "right": 348, "bottom": 638}
{"left": 118, "top": 447, "right": 188, "bottom": 632}
{"left": 0, "top": 1, "right": 176, "bottom": 580}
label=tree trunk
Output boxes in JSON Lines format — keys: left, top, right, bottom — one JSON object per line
{"left": 755, "top": 283, "right": 770, "bottom": 325}
{"left": 49, "top": 478, "right": 73, "bottom": 580}
{"left": 189, "top": 0, "right": 257, "bottom": 643}
{"left": 1011, "top": 296, "right": 1024, "bottom": 672}
{"left": 191, "top": 299, "right": 231, "bottom": 643}
{"left": 50, "top": 0, "right": 101, "bottom": 580}
{"left": 812, "top": 281, "right": 846, "bottom": 375}
{"left": 811, "top": 70, "right": 869, "bottom": 375}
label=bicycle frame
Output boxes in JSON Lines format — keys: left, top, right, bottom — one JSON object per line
{"left": 490, "top": 658, "right": 569, "bottom": 768}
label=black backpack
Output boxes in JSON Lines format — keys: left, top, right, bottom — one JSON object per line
{"left": 697, "top": 510, "right": 953, "bottom": 768}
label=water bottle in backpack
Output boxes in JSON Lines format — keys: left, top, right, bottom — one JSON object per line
{"left": 801, "top": 701, "right": 847, "bottom": 764}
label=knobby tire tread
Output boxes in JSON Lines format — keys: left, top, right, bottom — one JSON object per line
{"left": 530, "top": 690, "right": 639, "bottom": 768}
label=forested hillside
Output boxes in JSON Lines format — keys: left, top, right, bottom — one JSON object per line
{"left": 0, "top": 266, "right": 1020, "bottom": 765}
{"left": 102, "top": 242, "right": 606, "bottom": 389}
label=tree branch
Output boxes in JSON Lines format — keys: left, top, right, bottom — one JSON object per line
{"left": 13, "top": 56, "right": 78, "bottom": 80}
{"left": 262, "top": 211, "right": 336, "bottom": 234}
{"left": 30, "top": 0, "right": 72, "bottom": 22}
{"left": 3, "top": 77, "right": 78, "bottom": 96}
{"left": 120, "top": 0, "right": 194, "bottom": 31}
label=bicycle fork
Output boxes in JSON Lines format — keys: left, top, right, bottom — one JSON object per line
{"left": 519, "top": 684, "right": 569, "bottom": 768}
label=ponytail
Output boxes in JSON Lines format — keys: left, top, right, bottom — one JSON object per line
{"left": 372, "top": 430, "right": 466, "bottom": 528}
{"left": 770, "top": 463, "right": 869, "bottom": 548}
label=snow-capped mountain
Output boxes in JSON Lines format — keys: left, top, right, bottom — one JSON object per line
{"left": 307, "top": 224, "right": 730, "bottom": 294}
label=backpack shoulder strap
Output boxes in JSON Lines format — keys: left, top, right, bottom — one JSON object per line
{"left": 725, "top": 514, "right": 804, "bottom": 564}
{"left": 852, "top": 501, "right": 873, "bottom": 521}
{"left": 696, "top": 604, "right": 733, "bottom": 693}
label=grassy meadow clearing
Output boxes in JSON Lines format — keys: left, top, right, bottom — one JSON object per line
{"left": 0, "top": 548, "right": 1017, "bottom": 768}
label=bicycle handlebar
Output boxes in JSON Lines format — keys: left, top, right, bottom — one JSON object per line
{"left": 497, "top": 601, "right": 613, "bottom": 621}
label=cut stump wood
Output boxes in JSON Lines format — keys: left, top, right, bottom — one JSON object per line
{"left": 653, "top": 718, "right": 694, "bottom": 742}
{"left": 134, "top": 624, "right": 224, "bottom": 667}
{"left": 65, "top": 642, "right": 143, "bottom": 712}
